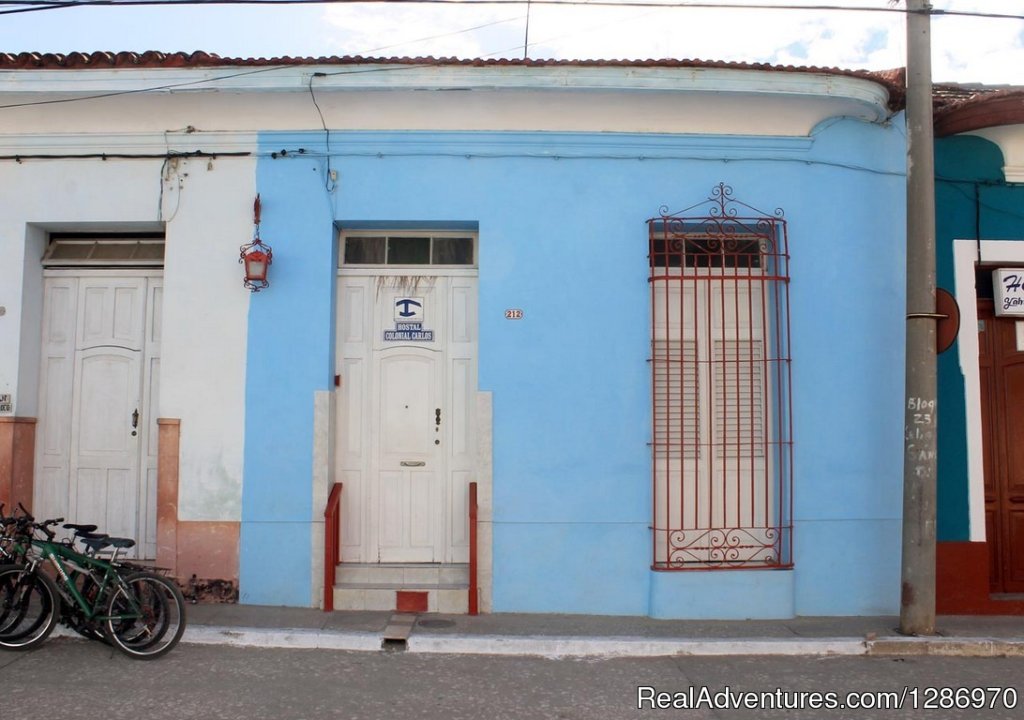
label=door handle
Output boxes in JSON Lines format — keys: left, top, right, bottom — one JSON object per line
{"left": 435, "top": 408, "right": 441, "bottom": 426}
{"left": 131, "top": 408, "right": 139, "bottom": 429}
{"left": 401, "top": 461, "right": 426, "bottom": 467}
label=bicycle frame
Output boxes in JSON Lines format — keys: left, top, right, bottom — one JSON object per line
{"left": 28, "top": 539, "right": 143, "bottom": 624}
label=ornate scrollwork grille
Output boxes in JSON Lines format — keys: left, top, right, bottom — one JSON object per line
{"left": 648, "top": 183, "right": 793, "bottom": 570}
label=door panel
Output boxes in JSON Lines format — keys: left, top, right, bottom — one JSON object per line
{"left": 138, "top": 280, "right": 162, "bottom": 557}
{"left": 336, "top": 273, "right": 477, "bottom": 564}
{"left": 999, "top": 357, "right": 1024, "bottom": 590}
{"left": 36, "top": 278, "right": 78, "bottom": 521}
{"left": 37, "top": 273, "right": 159, "bottom": 559}
{"left": 70, "top": 339, "right": 142, "bottom": 545}
{"left": 979, "top": 301, "right": 1024, "bottom": 593}
{"left": 75, "top": 350, "right": 138, "bottom": 455}
{"left": 1008, "top": 510, "right": 1024, "bottom": 591}
{"left": 373, "top": 279, "right": 444, "bottom": 563}
{"left": 377, "top": 350, "right": 441, "bottom": 562}
{"left": 380, "top": 353, "right": 435, "bottom": 458}
{"left": 77, "top": 278, "right": 145, "bottom": 350}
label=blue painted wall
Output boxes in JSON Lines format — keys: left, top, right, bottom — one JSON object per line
{"left": 935, "top": 135, "right": 1024, "bottom": 542}
{"left": 243, "top": 118, "right": 907, "bottom": 616}
{"left": 240, "top": 140, "right": 337, "bottom": 606}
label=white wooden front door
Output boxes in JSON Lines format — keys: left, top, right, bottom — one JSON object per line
{"left": 377, "top": 345, "right": 442, "bottom": 561}
{"left": 337, "top": 272, "right": 477, "bottom": 563}
{"left": 35, "top": 273, "right": 161, "bottom": 557}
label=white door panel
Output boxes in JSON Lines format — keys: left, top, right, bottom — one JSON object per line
{"left": 36, "top": 273, "right": 160, "bottom": 558}
{"left": 77, "top": 278, "right": 146, "bottom": 350}
{"left": 377, "top": 350, "right": 441, "bottom": 562}
{"left": 35, "top": 277, "right": 78, "bottom": 521}
{"left": 337, "top": 272, "right": 477, "bottom": 564}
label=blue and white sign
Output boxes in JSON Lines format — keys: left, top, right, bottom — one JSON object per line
{"left": 385, "top": 297, "right": 434, "bottom": 341}
{"left": 394, "top": 297, "right": 424, "bottom": 321}
{"left": 994, "top": 269, "right": 1024, "bottom": 317}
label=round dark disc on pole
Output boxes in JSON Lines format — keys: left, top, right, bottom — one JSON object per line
{"left": 936, "top": 287, "right": 960, "bottom": 354}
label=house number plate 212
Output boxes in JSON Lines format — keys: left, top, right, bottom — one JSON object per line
{"left": 505, "top": 309, "right": 524, "bottom": 320}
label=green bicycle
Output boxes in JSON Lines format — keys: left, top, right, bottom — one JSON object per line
{"left": 0, "top": 510, "right": 185, "bottom": 659}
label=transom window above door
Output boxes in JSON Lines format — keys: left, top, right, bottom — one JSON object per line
{"left": 341, "top": 234, "right": 475, "bottom": 267}
{"left": 42, "top": 234, "right": 165, "bottom": 268}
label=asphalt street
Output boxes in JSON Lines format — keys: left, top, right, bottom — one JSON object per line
{"left": 2, "top": 640, "right": 1024, "bottom": 720}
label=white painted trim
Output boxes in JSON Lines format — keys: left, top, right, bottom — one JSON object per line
{"left": 311, "top": 390, "right": 334, "bottom": 609}
{"left": 953, "top": 240, "right": 985, "bottom": 542}
{"left": 0, "top": 131, "right": 259, "bottom": 155}
{"left": 42, "top": 268, "right": 164, "bottom": 278}
{"left": 0, "top": 130, "right": 816, "bottom": 158}
{"left": 954, "top": 239, "right": 1024, "bottom": 542}
{"left": 338, "top": 268, "right": 480, "bottom": 279}
{"left": 0, "top": 66, "right": 891, "bottom": 137}
{"left": 0, "top": 65, "right": 891, "bottom": 117}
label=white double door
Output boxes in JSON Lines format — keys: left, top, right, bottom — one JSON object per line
{"left": 336, "top": 272, "right": 477, "bottom": 563}
{"left": 35, "top": 272, "right": 161, "bottom": 558}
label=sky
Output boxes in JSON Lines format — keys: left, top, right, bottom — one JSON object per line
{"left": 0, "top": 0, "right": 1021, "bottom": 85}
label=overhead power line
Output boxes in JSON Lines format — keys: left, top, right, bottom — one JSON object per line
{"left": 0, "top": 63, "right": 433, "bottom": 110}
{"left": 0, "top": 0, "right": 1021, "bottom": 22}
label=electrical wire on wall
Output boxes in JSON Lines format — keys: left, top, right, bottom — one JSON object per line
{"left": 308, "top": 72, "right": 337, "bottom": 193}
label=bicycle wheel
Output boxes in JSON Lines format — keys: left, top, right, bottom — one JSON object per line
{"left": 103, "top": 572, "right": 185, "bottom": 660}
{"left": 0, "top": 564, "right": 59, "bottom": 650}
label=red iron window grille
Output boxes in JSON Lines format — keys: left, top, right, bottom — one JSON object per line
{"left": 648, "top": 184, "right": 793, "bottom": 570}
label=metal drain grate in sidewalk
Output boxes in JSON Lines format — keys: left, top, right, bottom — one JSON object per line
{"left": 382, "top": 613, "right": 417, "bottom": 651}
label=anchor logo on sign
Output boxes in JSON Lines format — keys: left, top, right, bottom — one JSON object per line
{"left": 395, "top": 298, "right": 423, "bottom": 318}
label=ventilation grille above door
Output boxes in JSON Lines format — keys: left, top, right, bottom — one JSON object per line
{"left": 42, "top": 237, "right": 165, "bottom": 268}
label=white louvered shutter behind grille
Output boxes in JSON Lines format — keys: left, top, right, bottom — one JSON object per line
{"left": 713, "top": 340, "right": 765, "bottom": 458}
{"left": 652, "top": 339, "right": 699, "bottom": 459}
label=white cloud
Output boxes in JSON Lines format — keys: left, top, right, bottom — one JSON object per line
{"left": 322, "top": 4, "right": 525, "bottom": 58}
{"left": 932, "top": 1, "right": 1024, "bottom": 83}
{"left": 320, "top": 0, "right": 1024, "bottom": 84}
{"left": 0, "top": 0, "right": 1018, "bottom": 85}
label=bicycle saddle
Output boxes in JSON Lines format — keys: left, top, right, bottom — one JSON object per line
{"left": 63, "top": 523, "right": 98, "bottom": 533}
{"left": 80, "top": 536, "right": 136, "bottom": 551}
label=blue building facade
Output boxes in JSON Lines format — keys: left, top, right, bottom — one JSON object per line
{"left": 0, "top": 55, "right": 910, "bottom": 618}
{"left": 238, "top": 76, "right": 907, "bottom": 617}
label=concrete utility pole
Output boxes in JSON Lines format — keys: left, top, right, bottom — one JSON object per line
{"left": 900, "top": 0, "right": 938, "bottom": 636}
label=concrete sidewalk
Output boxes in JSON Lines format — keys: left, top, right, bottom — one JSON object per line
{"left": 180, "top": 604, "right": 1024, "bottom": 658}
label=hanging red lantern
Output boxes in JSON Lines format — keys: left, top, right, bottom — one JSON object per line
{"left": 240, "top": 194, "right": 273, "bottom": 292}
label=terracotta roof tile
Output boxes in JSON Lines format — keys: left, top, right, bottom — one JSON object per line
{"left": 934, "top": 86, "right": 1024, "bottom": 136}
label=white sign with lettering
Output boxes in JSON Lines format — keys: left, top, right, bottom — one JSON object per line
{"left": 994, "top": 268, "right": 1024, "bottom": 317}
{"left": 385, "top": 297, "right": 434, "bottom": 342}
